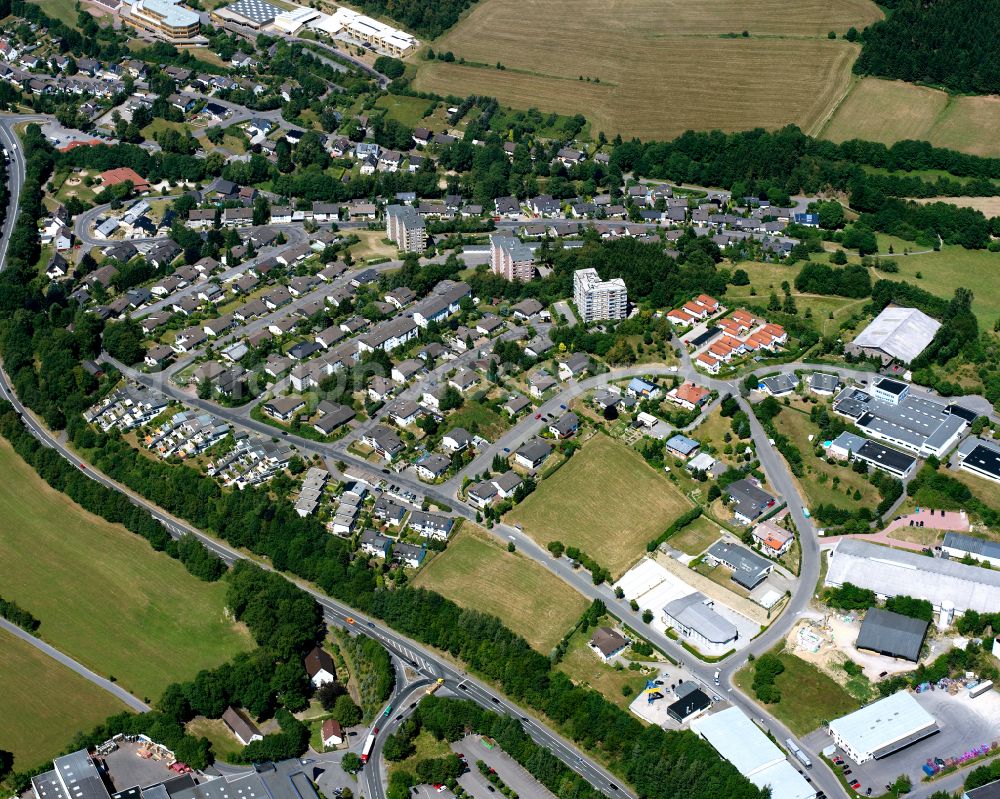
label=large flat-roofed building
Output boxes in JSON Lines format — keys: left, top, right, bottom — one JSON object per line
{"left": 32, "top": 751, "right": 111, "bottom": 799}
{"left": 941, "top": 532, "right": 1000, "bottom": 568}
{"left": 853, "top": 440, "right": 917, "bottom": 479}
{"left": 385, "top": 204, "right": 426, "bottom": 253}
{"left": 574, "top": 267, "right": 627, "bottom": 322}
{"left": 662, "top": 592, "right": 738, "bottom": 656}
{"left": 213, "top": 0, "right": 281, "bottom": 28}
{"left": 828, "top": 691, "right": 938, "bottom": 763}
{"left": 957, "top": 438, "right": 1000, "bottom": 484}
{"left": 846, "top": 305, "right": 941, "bottom": 365}
{"left": 966, "top": 779, "right": 1000, "bottom": 799}
{"left": 310, "top": 7, "right": 418, "bottom": 56}
{"left": 827, "top": 538, "right": 1000, "bottom": 614}
{"left": 856, "top": 608, "right": 928, "bottom": 662}
{"left": 833, "top": 386, "right": 966, "bottom": 458}
{"left": 122, "top": 0, "right": 201, "bottom": 40}
{"left": 490, "top": 234, "right": 534, "bottom": 281}
{"left": 691, "top": 707, "right": 815, "bottom": 799}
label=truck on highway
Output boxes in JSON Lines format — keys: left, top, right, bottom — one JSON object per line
{"left": 360, "top": 732, "right": 376, "bottom": 764}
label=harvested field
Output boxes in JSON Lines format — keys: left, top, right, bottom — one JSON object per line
{"left": 413, "top": 526, "right": 587, "bottom": 652}
{"left": 507, "top": 434, "right": 693, "bottom": 576}
{"left": 912, "top": 197, "right": 1000, "bottom": 217}
{"left": 822, "top": 78, "right": 1000, "bottom": 157}
{"left": 416, "top": 0, "right": 879, "bottom": 139}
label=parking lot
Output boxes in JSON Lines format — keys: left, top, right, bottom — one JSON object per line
{"left": 629, "top": 663, "right": 724, "bottom": 728}
{"left": 452, "top": 735, "right": 555, "bottom": 799}
{"left": 102, "top": 742, "right": 179, "bottom": 791}
{"left": 803, "top": 689, "right": 1000, "bottom": 794}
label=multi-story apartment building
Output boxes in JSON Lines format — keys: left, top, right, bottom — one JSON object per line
{"left": 385, "top": 204, "right": 427, "bottom": 253}
{"left": 489, "top": 234, "right": 534, "bottom": 281}
{"left": 573, "top": 268, "right": 627, "bottom": 322}
{"left": 121, "top": 0, "right": 201, "bottom": 41}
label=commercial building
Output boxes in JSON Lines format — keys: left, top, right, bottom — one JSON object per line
{"left": 828, "top": 691, "right": 938, "bottom": 763}
{"left": 706, "top": 541, "right": 773, "bottom": 589}
{"left": 573, "top": 267, "right": 627, "bottom": 322}
{"left": 311, "top": 7, "right": 418, "bottom": 56}
{"left": 827, "top": 431, "right": 866, "bottom": 461}
{"left": 941, "top": 532, "right": 1000, "bottom": 568}
{"left": 846, "top": 306, "right": 941, "bottom": 365}
{"left": 691, "top": 707, "right": 815, "bottom": 799}
{"left": 213, "top": 0, "right": 281, "bottom": 28}
{"left": 826, "top": 538, "right": 1000, "bottom": 614}
{"left": 667, "top": 688, "right": 712, "bottom": 723}
{"left": 966, "top": 779, "right": 1000, "bottom": 799}
{"left": 121, "top": 0, "right": 201, "bottom": 42}
{"left": 957, "top": 438, "right": 1000, "bottom": 484}
{"left": 853, "top": 440, "right": 917, "bottom": 479}
{"left": 833, "top": 385, "right": 966, "bottom": 458}
{"left": 32, "top": 751, "right": 112, "bottom": 799}
{"left": 662, "top": 592, "right": 739, "bottom": 656}
{"left": 855, "top": 608, "right": 928, "bottom": 662}
{"left": 385, "top": 204, "right": 426, "bottom": 253}
{"left": 489, "top": 234, "right": 535, "bottom": 281}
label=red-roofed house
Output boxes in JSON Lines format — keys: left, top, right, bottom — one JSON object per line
{"left": 321, "top": 718, "right": 344, "bottom": 748}
{"left": 668, "top": 382, "right": 711, "bottom": 408}
{"left": 100, "top": 167, "right": 150, "bottom": 193}
{"left": 682, "top": 300, "right": 709, "bottom": 320}
{"left": 695, "top": 294, "right": 720, "bottom": 314}
{"left": 667, "top": 308, "right": 693, "bottom": 326}
{"left": 695, "top": 352, "right": 720, "bottom": 374}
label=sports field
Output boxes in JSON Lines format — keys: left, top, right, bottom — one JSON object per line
{"left": 0, "top": 626, "right": 129, "bottom": 771}
{"left": 507, "top": 434, "right": 693, "bottom": 576}
{"left": 415, "top": 0, "right": 879, "bottom": 139}
{"left": 413, "top": 526, "right": 587, "bottom": 652}
{"left": 0, "top": 441, "right": 253, "bottom": 701}
{"left": 821, "top": 78, "right": 1000, "bottom": 157}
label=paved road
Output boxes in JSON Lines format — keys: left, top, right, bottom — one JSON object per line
{"left": 0, "top": 617, "right": 151, "bottom": 712}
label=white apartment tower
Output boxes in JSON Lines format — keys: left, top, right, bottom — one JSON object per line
{"left": 489, "top": 234, "right": 535, "bottom": 281}
{"left": 573, "top": 268, "right": 627, "bottom": 322}
{"left": 385, "top": 204, "right": 427, "bottom": 253}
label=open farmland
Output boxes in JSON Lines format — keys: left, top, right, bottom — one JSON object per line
{"left": 507, "top": 434, "right": 693, "bottom": 576}
{"left": 415, "top": 0, "right": 880, "bottom": 139}
{"left": 0, "top": 440, "right": 253, "bottom": 701}
{"left": 821, "top": 77, "right": 1000, "bottom": 156}
{"left": 413, "top": 526, "right": 587, "bottom": 652}
{"left": 0, "top": 627, "right": 129, "bottom": 771}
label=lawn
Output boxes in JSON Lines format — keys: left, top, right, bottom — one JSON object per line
{"left": 351, "top": 229, "right": 398, "bottom": 261}
{"left": 770, "top": 406, "right": 879, "bottom": 511}
{"left": 446, "top": 399, "right": 509, "bottom": 440}
{"left": 374, "top": 94, "right": 438, "bottom": 128}
{"left": 29, "top": 0, "right": 81, "bottom": 28}
{"left": 556, "top": 628, "right": 649, "bottom": 710}
{"left": 821, "top": 77, "right": 1000, "bottom": 157}
{"left": 388, "top": 730, "right": 453, "bottom": 777}
{"left": 507, "top": 434, "right": 694, "bottom": 577}
{"left": 412, "top": 526, "right": 587, "bottom": 653}
{"left": 0, "top": 440, "right": 254, "bottom": 701}
{"left": 669, "top": 516, "right": 725, "bottom": 556}
{"left": 0, "top": 627, "right": 129, "bottom": 772}
{"left": 185, "top": 717, "right": 245, "bottom": 763}
{"left": 734, "top": 650, "right": 859, "bottom": 735}
{"left": 415, "top": 0, "right": 879, "bottom": 139}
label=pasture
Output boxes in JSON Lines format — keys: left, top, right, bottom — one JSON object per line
{"left": 507, "top": 434, "right": 693, "bottom": 576}
{"left": 0, "top": 441, "right": 253, "bottom": 701}
{"left": 0, "top": 627, "right": 129, "bottom": 771}
{"left": 414, "top": 0, "right": 880, "bottom": 139}
{"left": 413, "top": 526, "right": 587, "bottom": 652}
{"left": 821, "top": 77, "right": 1000, "bottom": 157}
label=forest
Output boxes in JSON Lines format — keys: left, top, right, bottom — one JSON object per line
{"left": 854, "top": 0, "right": 1000, "bottom": 95}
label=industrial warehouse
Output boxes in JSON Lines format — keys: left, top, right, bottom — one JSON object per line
{"left": 826, "top": 538, "right": 1000, "bottom": 614}
{"left": 827, "top": 692, "right": 939, "bottom": 763}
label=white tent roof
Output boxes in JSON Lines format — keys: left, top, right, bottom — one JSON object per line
{"left": 852, "top": 306, "right": 940, "bottom": 364}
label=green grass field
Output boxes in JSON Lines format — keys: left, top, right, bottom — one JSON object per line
{"left": 507, "top": 434, "right": 693, "bottom": 577}
{"left": 446, "top": 399, "right": 509, "bottom": 440}
{"left": 374, "top": 94, "right": 438, "bottom": 128}
{"left": 29, "top": 0, "right": 81, "bottom": 28}
{"left": 734, "top": 651, "right": 859, "bottom": 735}
{"left": 669, "top": 516, "right": 725, "bottom": 556}
{"left": 185, "top": 717, "right": 246, "bottom": 762}
{"left": 415, "top": 0, "right": 879, "bottom": 140}
{"left": 556, "top": 628, "right": 649, "bottom": 710}
{"left": 821, "top": 77, "right": 1000, "bottom": 157}
{"left": 0, "top": 627, "right": 130, "bottom": 771}
{"left": 0, "top": 441, "right": 253, "bottom": 701}
{"left": 413, "top": 526, "right": 587, "bottom": 652}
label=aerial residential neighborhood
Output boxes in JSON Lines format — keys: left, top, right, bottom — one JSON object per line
{"left": 1, "top": 2, "right": 1000, "bottom": 799}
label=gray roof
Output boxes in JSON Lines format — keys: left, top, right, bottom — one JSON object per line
{"left": 707, "top": 541, "right": 772, "bottom": 589}
{"left": 759, "top": 374, "right": 797, "bottom": 394}
{"left": 829, "top": 431, "right": 866, "bottom": 455}
{"left": 856, "top": 607, "right": 928, "bottom": 661}
{"left": 942, "top": 532, "right": 1000, "bottom": 562}
{"left": 967, "top": 780, "right": 1000, "bottom": 799}
{"left": 666, "top": 434, "right": 700, "bottom": 455}
{"left": 809, "top": 372, "right": 840, "bottom": 392}
{"left": 516, "top": 438, "right": 552, "bottom": 464}
{"left": 853, "top": 306, "right": 941, "bottom": 364}
{"left": 828, "top": 538, "right": 1000, "bottom": 612}
{"left": 32, "top": 752, "right": 110, "bottom": 799}
{"left": 663, "top": 592, "right": 738, "bottom": 643}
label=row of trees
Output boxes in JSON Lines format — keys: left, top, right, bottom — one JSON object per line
{"left": 0, "top": 595, "right": 40, "bottom": 632}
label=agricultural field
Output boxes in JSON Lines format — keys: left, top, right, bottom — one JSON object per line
{"left": 0, "top": 627, "right": 129, "bottom": 771}
{"left": 821, "top": 77, "right": 1000, "bottom": 157}
{"left": 415, "top": 0, "right": 880, "bottom": 140}
{"left": 734, "top": 650, "right": 859, "bottom": 735}
{"left": 413, "top": 526, "right": 587, "bottom": 652}
{"left": 0, "top": 440, "right": 253, "bottom": 701}
{"left": 914, "top": 197, "right": 1000, "bottom": 217}
{"left": 556, "top": 628, "right": 649, "bottom": 710}
{"left": 507, "top": 434, "right": 693, "bottom": 576}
